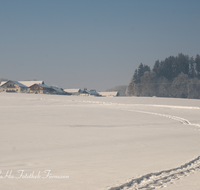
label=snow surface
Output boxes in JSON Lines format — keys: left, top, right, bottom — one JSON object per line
{"left": 0, "top": 93, "right": 200, "bottom": 190}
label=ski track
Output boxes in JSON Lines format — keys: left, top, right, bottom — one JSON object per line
{"left": 124, "top": 109, "right": 200, "bottom": 128}
{"left": 105, "top": 155, "right": 200, "bottom": 190}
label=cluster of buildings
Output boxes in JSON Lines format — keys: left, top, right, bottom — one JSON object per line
{"left": 0, "top": 80, "right": 119, "bottom": 97}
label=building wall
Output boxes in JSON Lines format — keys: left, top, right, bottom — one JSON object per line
{"left": 30, "top": 89, "right": 43, "bottom": 94}
{"left": 29, "top": 84, "right": 53, "bottom": 94}
{"left": 30, "top": 84, "right": 43, "bottom": 94}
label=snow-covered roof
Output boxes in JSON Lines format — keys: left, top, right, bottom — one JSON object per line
{"left": 0, "top": 81, "right": 8, "bottom": 86}
{"left": 64, "top": 89, "right": 81, "bottom": 93}
{"left": 88, "top": 90, "right": 100, "bottom": 96}
{"left": 18, "top": 81, "right": 44, "bottom": 87}
{"left": 1, "top": 80, "right": 28, "bottom": 88}
{"left": 80, "top": 89, "right": 100, "bottom": 96}
{"left": 98, "top": 91, "right": 119, "bottom": 97}
{"left": 30, "top": 83, "right": 52, "bottom": 89}
{"left": 0, "top": 80, "right": 44, "bottom": 87}
{"left": 51, "top": 86, "right": 64, "bottom": 93}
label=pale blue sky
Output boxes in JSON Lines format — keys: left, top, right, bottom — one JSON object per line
{"left": 1, "top": 0, "right": 200, "bottom": 91}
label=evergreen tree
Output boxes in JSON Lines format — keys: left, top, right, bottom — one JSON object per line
{"left": 176, "top": 53, "right": 189, "bottom": 75}
{"left": 153, "top": 60, "right": 160, "bottom": 76}
{"left": 195, "top": 54, "right": 200, "bottom": 78}
{"left": 143, "top": 65, "right": 151, "bottom": 73}
{"left": 189, "top": 56, "right": 195, "bottom": 78}
{"left": 165, "top": 56, "right": 175, "bottom": 80}
{"left": 132, "top": 69, "right": 139, "bottom": 83}
{"left": 137, "top": 63, "right": 144, "bottom": 82}
{"left": 137, "top": 63, "right": 150, "bottom": 83}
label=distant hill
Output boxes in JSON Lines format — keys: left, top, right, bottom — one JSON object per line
{"left": 106, "top": 85, "right": 127, "bottom": 96}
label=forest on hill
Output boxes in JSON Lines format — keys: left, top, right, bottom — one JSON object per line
{"left": 126, "top": 53, "right": 200, "bottom": 99}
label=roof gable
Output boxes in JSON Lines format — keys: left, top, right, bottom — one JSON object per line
{"left": 18, "top": 81, "right": 44, "bottom": 87}
{"left": 0, "top": 81, "right": 8, "bottom": 86}
{"left": 30, "top": 83, "right": 52, "bottom": 89}
{"left": 1, "top": 80, "right": 28, "bottom": 88}
{"left": 1, "top": 80, "right": 44, "bottom": 87}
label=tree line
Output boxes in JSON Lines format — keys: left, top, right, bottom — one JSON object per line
{"left": 126, "top": 53, "right": 200, "bottom": 99}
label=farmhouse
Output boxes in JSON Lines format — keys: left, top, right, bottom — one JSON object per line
{"left": 0, "top": 80, "right": 67, "bottom": 95}
{"left": 0, "top": 80, "right": 28, "bottom": 93}
{"left": 0, "top": 80, "right": 44, "bottom": 87}
{"left": 29, "top": 84, "right": 54, "bottom": 94}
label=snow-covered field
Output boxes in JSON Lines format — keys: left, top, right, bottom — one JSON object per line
{"left": 1, "top": 93, "right": 200, "bottom": 190}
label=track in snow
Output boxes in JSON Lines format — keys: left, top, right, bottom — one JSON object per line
{"left": 104, "top": 104, "right": 200, "bottom": 190}
{"left": 125, "top": 109, "right": 200, "bottom": 128}
{"left": 25, "top": 97, "right": 200, "bottom": 190}
{"left": 106, "top": 156, "right": 200, "bottom": 190}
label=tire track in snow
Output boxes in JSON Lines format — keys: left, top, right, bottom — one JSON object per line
{"left": 125, "top": 109, "right": 200, "bottom": 128}
{"left": 127, "top": 104, "right": 200, "bottom": 110}
{"left": 106, "top": 155, "right": 200, "bottom": 190}
{"left": 70, "top": 100, "right": 200, "bottom": 110}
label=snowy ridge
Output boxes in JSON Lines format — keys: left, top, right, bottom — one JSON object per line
{"left": 106, "top": 156, "right": 200, "bottom": 190}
